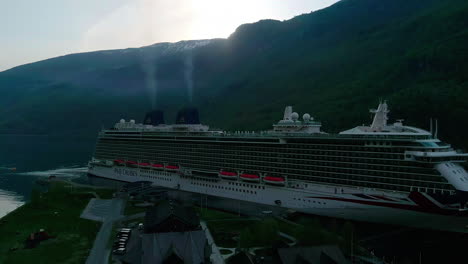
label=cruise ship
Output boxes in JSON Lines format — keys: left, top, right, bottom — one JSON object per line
{"left": 88, "top": 102, "right": 468, "bottom": 232}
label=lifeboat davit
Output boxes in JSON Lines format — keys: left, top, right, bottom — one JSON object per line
{"left": 219, "top": 171, "right": 237, "bottom": 179}
{"left": 125, "top": 160, "right": 138, "bottom": 167}
{"left": 114, "top": 159, "right": 125, "bottom": 166}
{"left": 240, "top": 174, "right": 260, "bottom": 182}
{"left": 165, "top": 165, "right": 180, "bottom": 171}
{"left": 263, "top": 176, "right": 285, "bottom": 186}
{"left": 151, "top": 164, "right": 164, "bottom": 169}
{"left": 138, "top": 162, "right": 151, "bottom": 169}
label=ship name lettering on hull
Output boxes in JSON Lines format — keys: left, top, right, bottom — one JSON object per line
{"left": 114, "top": 168, "right": 138, "bottom": 177}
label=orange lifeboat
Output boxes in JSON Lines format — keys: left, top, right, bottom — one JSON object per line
{"left": 151, "top": 164, "right": 164, "bottom": 169}
{"left": 165, "top": 165, "right": 180, "bottom": 171}
{"left": 138, "top": 162, "right": 151, "bottom": 169}
{"left": 240, "top": 173, "right": 260, "bottom": 182}
{"left": 219, "top": 171, "right": 237, "bottom": 179}
{"left": 263, "top": 176, "right": 285, "bottom": 186}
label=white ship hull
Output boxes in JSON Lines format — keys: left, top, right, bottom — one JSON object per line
{"left": 88, "top": 165, "right": 468, "bottom": 233}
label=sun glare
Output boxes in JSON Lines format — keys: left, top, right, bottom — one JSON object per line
{"left": 188, "top": 0, "right": 272, "bottom": 39}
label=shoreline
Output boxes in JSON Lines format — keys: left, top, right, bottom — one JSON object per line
{"left": 0, "top": 181, "right": 116, "bottom": 263}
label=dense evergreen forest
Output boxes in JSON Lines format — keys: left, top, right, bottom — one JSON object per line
{"left": 0, "top": 0, "right": 467, "bottom": 149}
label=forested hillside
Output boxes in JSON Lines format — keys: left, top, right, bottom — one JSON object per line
{"left": 0, "top": 0, "right": 467, "bottom": 149}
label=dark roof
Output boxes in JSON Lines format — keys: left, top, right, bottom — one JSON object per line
{"left": 141, "top": 231, "right": 208, "bottom": 264}
{"left": 121, "top": 236, "right": 143, "bottom": 264}
{"left": 144, "top": 201, "right": 200, "bottom": 232}
{"left": 278, "top": 245, "right": 348, "bottom": 264}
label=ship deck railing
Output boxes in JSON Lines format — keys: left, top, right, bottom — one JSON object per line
{"left": 103, "top": 129, "right": 432, "bottom": 141}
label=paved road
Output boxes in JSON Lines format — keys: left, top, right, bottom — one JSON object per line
{"left": 81, "top": 198, "right": 124, "bottom": 264}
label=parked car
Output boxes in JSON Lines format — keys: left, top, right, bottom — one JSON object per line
{"left": 113, "top": 248, "right": 126, "bottom": 255}
{"left": 113, "top": 241, "right": 126, "bottom": 247}
{"left": 113, "top": 244, "right": 126, "bottom": 250}
{"left": 118, "top": 235, "right": 130, "bottom": 240}
{"left": 115, "top": 238, "right": 128, "bottom": 244}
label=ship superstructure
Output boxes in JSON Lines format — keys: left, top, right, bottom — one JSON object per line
{"left": 88, "top": 103, "right": 468, "bottom": 232}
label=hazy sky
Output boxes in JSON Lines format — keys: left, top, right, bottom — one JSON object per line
{"left": 0, "top": 0, "right": 338, "bottom": 71}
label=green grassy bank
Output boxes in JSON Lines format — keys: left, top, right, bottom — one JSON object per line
{"left": 0, "top": 181, "right": 112, "bottom": 264}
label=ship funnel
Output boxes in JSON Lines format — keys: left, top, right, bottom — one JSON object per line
{"left": 176, "top": 107, "right": 200, "bottom": 124}
{"left": 143, "top": 110, "right": 165, "bottom": 126}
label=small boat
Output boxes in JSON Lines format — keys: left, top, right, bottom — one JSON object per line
{"left": 219, "top": 171, "right": 237, "bottom": 179}
{"left": 263, "top": 176, "right": 285, "bottom": 186}
{"left": 151, "top": 164, "right": 164, "bottom": 169}
{"left": 240, "top": 173, "right": 260, "bottom": 182}
{"left": 126, "top": 161, "right": 138, "bottom": 167}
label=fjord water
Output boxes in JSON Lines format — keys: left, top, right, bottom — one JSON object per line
{"left": 0, "top": 135, "right": 96, "bottom": 218}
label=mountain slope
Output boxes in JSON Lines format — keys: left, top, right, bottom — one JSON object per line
{"left": 0, "top": 0, "right": 467, "bottom": 149}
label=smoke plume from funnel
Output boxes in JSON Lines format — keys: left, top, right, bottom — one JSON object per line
{"left": 141, "top": 59, "right": 158, "bottom": 109}
{"left": 184, "top": 52, "right": 194, "bottom": 103}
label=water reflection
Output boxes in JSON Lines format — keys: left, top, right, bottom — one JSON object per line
{"left": 18, "top": 166, "right": 88, "bottom": 178}
{"left": 0, "top": 135, "right": 96, "bottom": 219}
{"left": 0, "top": 188, "right": 24, "bottom": 218}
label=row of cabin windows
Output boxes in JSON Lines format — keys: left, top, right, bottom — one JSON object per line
{"left": 104, "top": 155, "right": 453, "bottom": 192}
{"left": 142, "top": 174, "right": 172, "bottom": 182}
{"left": 98, "top": 151, "right": 435, "bottom": 175}
{"left": 303, "top": 176, "right": 452, "bottom": 192}
{"left": 293, "top": 173, "right": 452, "bottom": 190}
{"left": 97, "top": 146, "right": 409, "bottom": 163}
{"left": 99, "top": 140, "right": 412, "bottom": 156}
{"left": 100, "top": 137, "right": 417, "bottom": 152}
{"left": 97, "top": 147, "right": 408, "bottom": 165}
{"left": 191, "top": 181, "right": 259, "bottom": 194}
{"left": 99, "top": 141, "right": 407, "bottom": 157}
{"left": 97, "top": 151, "right": 438, "bottom": 180}
{"left": 96, "top": 154, "right": 441, "bottom": 182}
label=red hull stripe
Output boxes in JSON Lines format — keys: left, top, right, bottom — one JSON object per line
{"left": 370, "top": 195, "right": 396, "bottom": 202}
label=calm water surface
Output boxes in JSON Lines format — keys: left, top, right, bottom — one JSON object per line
{"left": 0, "top": 135, "right": 96, "bottom": 218}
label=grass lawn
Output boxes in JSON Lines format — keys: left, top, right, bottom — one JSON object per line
{"left": 276, "top": 219, "right": 300, "bottom": 237}
{"left": 0, "top": 182, "right": 102, "bottom": 264}
{"left": 206, "top": 219, "right": 259, "bottom": 248}
{"left": 195, "top": 207, "right": 240, "bottom": 221}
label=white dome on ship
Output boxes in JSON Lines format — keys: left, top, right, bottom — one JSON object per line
{"left": 120, "top": 119, "right": 125, "bottom": 123}
{"left": 303, "top": 113, "right": 311, "bottom": 121}
{"left": 291, "top": 112, "right": 299, "bottom": 121}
